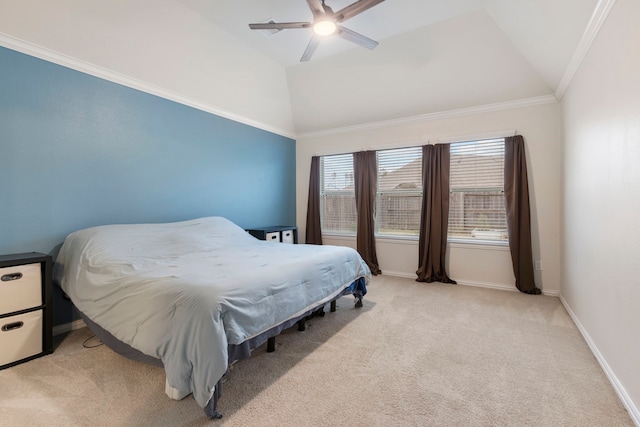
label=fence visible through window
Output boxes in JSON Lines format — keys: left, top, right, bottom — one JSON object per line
{"left": 448, "top": 138, "right": 508, "bottom": 241}
{"left": 376, "top": 192, "right": 422, "bottom": 236}
{"left": 376, "top": 147, "right": 422, "bottom": 236}
{"left": 319, "top": 140, "right": 508, "bottom": 242}
{"left": 322, "top": 192, "right": 357, "bottom": 233}
{"left": 320, "top": 154, "right": 356, "bottom": 234}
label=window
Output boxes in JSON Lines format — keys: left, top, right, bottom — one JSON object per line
{"left": 448, "top": 138, "right": 508, "bottom": 242}
{"left": 320, "top": 154, "right": 356, "bottom": 233}
{"left": 318, "top": 138, "right": 508, "bottom": 242}
{"left": 376, "top": 147, "right": 423, "bottom": 236}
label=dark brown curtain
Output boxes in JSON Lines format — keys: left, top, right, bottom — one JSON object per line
{"left": 353, "top": 151, "right": 381, "bottom": 275}
{"left": 504, "top": 135, "right": 541, "bottom": 295}
{"left": 305, "top": 156, "right": 323, "bottom": 245}
{"left": 416, "top": 144, "right": 456, "bottom": 284}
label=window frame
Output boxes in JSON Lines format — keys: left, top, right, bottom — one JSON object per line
{"left": 316, "top": 136, "right": 509, "bottom": 247}
{"left": 447, "top": 137, "right": 509, "bottom": 246}
{"left": 319, "top": 154, "right": 357, "bottom": 236}
{"left": 374, "top": 146, "right": 423, "bottom": 238}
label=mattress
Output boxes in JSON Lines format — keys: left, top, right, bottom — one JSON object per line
{"left": 54, "top": 216, "right": 370, "bottom": 411}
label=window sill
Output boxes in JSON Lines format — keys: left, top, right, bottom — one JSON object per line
{"left": 322, "top": 233, "right": 509, "bottom": 250}
{"left": 322, "top": 232, "right": 420, "bottom": 243}
{"left": 322, "top": 231, "right": 509, "bottom": 246}
{"left": 322, "top": 232, "right": 356, "bottom": 238}
{"left": 376, "top": 233, "right": 418, "bottom": 242}
{"left": 448, "top": 238, "right": 510, "bottom": 250}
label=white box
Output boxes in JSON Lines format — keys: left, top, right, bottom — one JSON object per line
{"left": 0, "top": 310, "right": 43, "bottom": 367}
{"left": 0, "top": 263, "right": 42, "bottom": 313}
{"left": 265, "top": 232, "right": 280, "bottom": 242}
{"left": 281, "top": 230, "right": 294, "bottom": 244}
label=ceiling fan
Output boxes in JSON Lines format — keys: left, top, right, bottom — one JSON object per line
{"left": 249, "top": 0, "right": 386, "bottom": 62}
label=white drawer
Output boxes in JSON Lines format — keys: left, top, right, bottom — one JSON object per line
{"left": 0, "top": 263, "right": 42, "bottom": 314}
{"left": 0, "top": 310, "right": 43, "bottom": 367}
{"left": 265, "top": 232, "right": 280, "bottom": 242}
{"left": 281, "top": 230, "right": 294, "bottom": 244}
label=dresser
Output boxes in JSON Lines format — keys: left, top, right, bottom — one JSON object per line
{"left": 0, "top": 252, "right": 53, "bottom": 369}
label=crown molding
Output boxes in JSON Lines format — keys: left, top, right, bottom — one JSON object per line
{"left": 1, "top": 30, "right": 570, "bottom": 142}
{"left": 0, "top": 32, "right": 296, "bottom": 139}
{"left": 297, "top": 95, "right": 558, "bottom": 139}
{"left": 555, "top": 0, "right": 618, "bottom": 99}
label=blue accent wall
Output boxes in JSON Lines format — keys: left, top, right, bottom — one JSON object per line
{"left": 0, "top": 46, "right": 296, "bottom": 325}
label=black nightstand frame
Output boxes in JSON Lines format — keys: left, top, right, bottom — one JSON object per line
{"left": 246, "top": 226, "right": 298, "bottom": 244}
{"left": 0, "top": 252, "right": 53, "bottom": 369}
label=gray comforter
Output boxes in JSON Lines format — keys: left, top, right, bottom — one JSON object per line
{"left": 54, "top": 217, "right": 370, "bottom": 410}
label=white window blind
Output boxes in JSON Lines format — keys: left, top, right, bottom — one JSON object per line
{"left": 448, "top": 138, "right": 508, "bottom": 241}
{"left": 320, "top": 154, "right": 356, "bottom": 234}
{"left": 376, "top": 147, "right": 423, "bottom": 236}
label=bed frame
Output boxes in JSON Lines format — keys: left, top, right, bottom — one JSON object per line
{"left": 77, "top": 278, "right": 366, "bottom": 419}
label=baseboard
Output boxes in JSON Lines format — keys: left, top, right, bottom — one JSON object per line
{"left": 379, "top": 271, "right": 415, "bottom": 279}
{"left": 457, "top": 279, "right": 560, "bottom": 296}
{"left": 455, "top": 279, "right": 517, "bottom": 292}
{"left": 381, "top": 272, "right": 559, "bottom": 296}
{"left": 559, "top": 295, "right": 640, "bottom": 426}
{"left": 52, "top": 319, "right": 87, "bottom": 336}
{"left": 381, "top": 271, "right": 516, "bottom": 288}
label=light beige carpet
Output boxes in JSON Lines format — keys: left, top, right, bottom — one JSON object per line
{"left": 0, "top": 275, "right": 633, "bottom": 426}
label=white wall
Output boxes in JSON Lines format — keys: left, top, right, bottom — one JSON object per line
{"left": 0, "top": 0, "right": 295, "bottom": 137}
{"left": 296, "top": 100, "right": 563, "bottom": 295}
{"left": 561, "top": 0, "right": 640, "bottom": 421}
{"left": 286, "top": 10, "right": 552, "bottom": 134}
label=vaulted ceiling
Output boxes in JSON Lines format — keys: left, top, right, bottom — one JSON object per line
{"left": 183, "top": 0, "right": 600, "bottom": 133}
{"left": 0, "top": 0, "right": 602, "bottom": 136}
{"left": 186, "top": 0, "right": 596, "bottom": 85}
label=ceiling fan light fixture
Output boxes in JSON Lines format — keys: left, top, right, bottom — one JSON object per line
{"left": 313, "top": 19, "right": 337, "bottom": 36}
{"left": 248, "top": 0, "right": 386, "bottom": 62}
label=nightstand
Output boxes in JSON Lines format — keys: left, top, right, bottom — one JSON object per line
{"left": 246, "top": 226, "right": 298, "bottom": 244}
{"left": 0, "top": 252, "right": 53, "bottom": 369}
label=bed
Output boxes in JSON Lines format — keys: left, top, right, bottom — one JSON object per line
{"left": 53, "top": 216, "right": 370, "bottom": 418}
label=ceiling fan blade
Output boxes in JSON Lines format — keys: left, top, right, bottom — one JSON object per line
{"left": 306, "top": 0, "right": 326, "bottom": 17}
{"left": 249, "top": 22, "right": 311, "bottom": 30}
{"left": 301, "top": 34, "right": 322, "bottom": 62}
{"left": 334, "top": 0, "right": 386, "bottom": 23}
{"left": 336, "top": 26, "right": 379, "bottom": 50}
